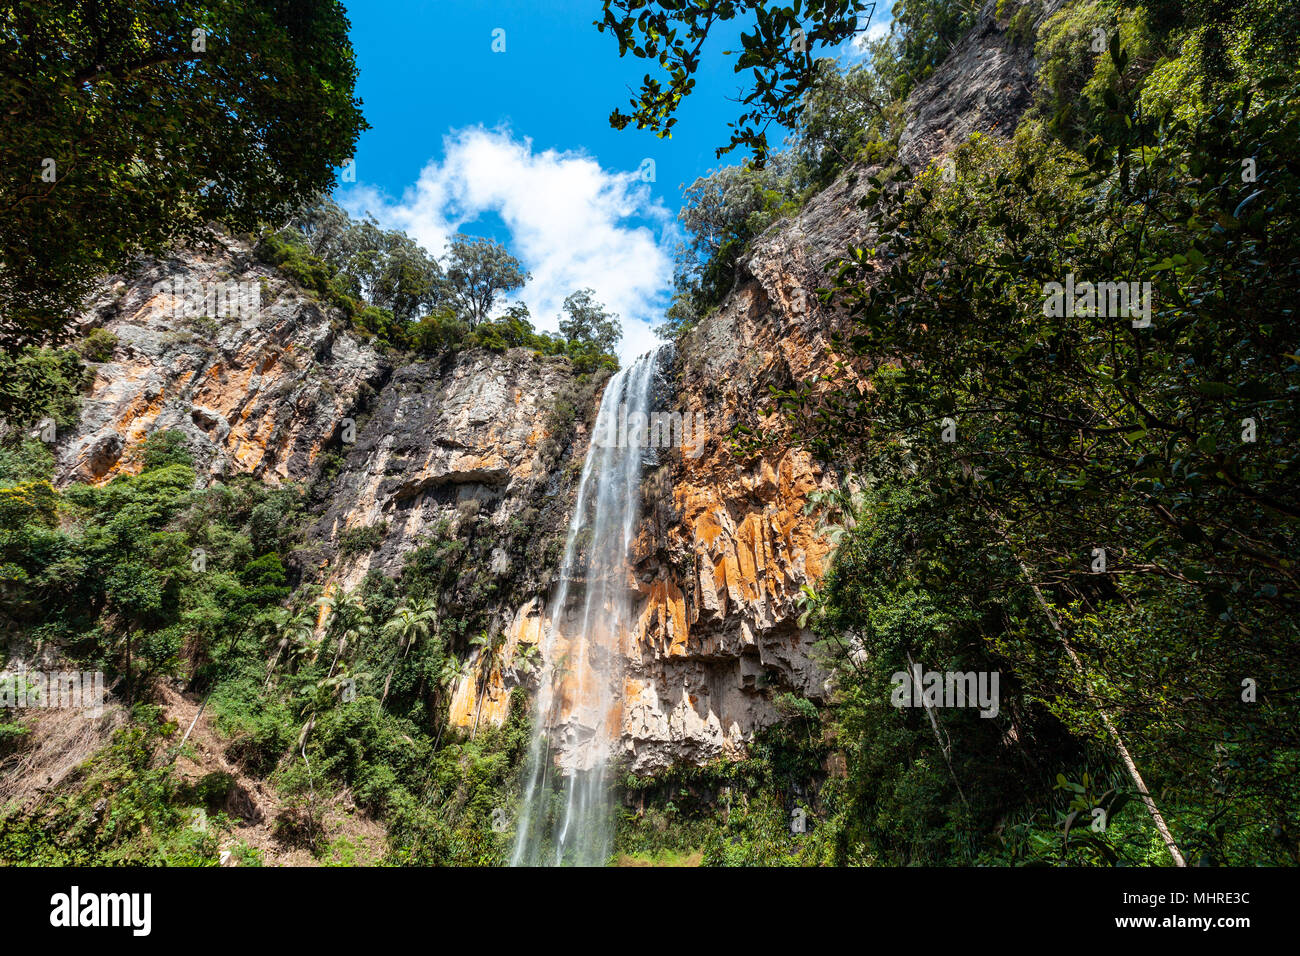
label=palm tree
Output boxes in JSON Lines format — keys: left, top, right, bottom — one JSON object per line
{"left": 384, "top": 597, "right": 438, "bottom": 658}
{"left": 379, "top": 597, "right": 438, "bottom": 705}
{"left": 469, "top": 629, "right": 507, "bottom": 739}
{"left": 431, "top": 654, "right": 469, "bottom": 753}
{"left": 509, "top": 642, "right": 540, "bottom": 682}
{"left": 326, "top": 590, "right": 371, "bottom": 681}
{"left": 263, "top": 605, "right": 315, "bottom": 688}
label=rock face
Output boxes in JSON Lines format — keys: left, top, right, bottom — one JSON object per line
{"left": 614, "top": 214, "right": 859, "bottom": 772}
{"left": 53, "top": 239, "right": 589, "bottom": 737}
{"left": 299, "top": 349, "right": 579, "bottom": 592}
{"left": 896, "top": 0, "right": 1042, "bottom": 171}
{"left": 55, "top": 238, "right": 386, "bottom": 488}
{"left": 293, "top": 349, "right": 586, "bottom": 730}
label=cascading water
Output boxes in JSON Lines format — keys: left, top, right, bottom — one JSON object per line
{"left": 510, "top": 345, "right": 665, "bottom": 866}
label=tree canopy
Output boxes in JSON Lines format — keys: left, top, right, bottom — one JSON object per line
{"left": 442, "top": 235, "right": 532, "bottom": 328}
{"left": 0, "top": 0, "right": 367, "bottom": 351}
{"left": 558, "top": 289, "right": 622, "bottom": 357}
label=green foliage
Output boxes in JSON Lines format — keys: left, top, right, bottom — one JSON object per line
{"left": 790, "top": 58, "right": 905, "bottom": 191}
{"left": 258, "top": 203, "right": 618, "bottom": 370}
{"left": 998, "top": 0, "right": 1041, "bottom": 48}
{"left": 139, "top": 428, "right": 193, "bottom": 470}
{"left": 0, "top": 438, "right": 55, "bottom": 487}
{"left": 73, "top": 327, "right": 118, "bottom": 363}
{"left": 338, "top": 522, "right": 389, "bottom": 557}
{"left": 442, "top": 234, "right": 531, "bottom": 327}
{"left": 663, "top": 159, "right": 801, "bottom": 337}
{"left": 0, "top": 453, "right": 307, "bottom": 701}
{"left": 756, "top": 30, "right": 1300, "bottom": 864}
{"left": 558, "top": 289, "right": 623, "bottom": 358}
{"left": 0, "top": 705, "right": 226, "bottom": 865}
{"left": 654, "top": 1, "right": 986, "bottom": 339}
{"left": 0, "top": 346, "right": 86, "bottom": 428}
{"left": 597, "top": 0, "right": 878, "bottom": 160}
{"left": 614, "top": 721, "right": 836, "bottom": 866}
{"left": 0, "top": 0, "right": 366, "bottom": 351}
{"left": 872, "top": 0, "right": 982, "bottom": 100}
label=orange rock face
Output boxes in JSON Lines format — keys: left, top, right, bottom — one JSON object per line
{"left": 55, "top": 239, "right": 385, "bottom": 489}
{"left": 609, "top": 172, "right": 882, "bottom": 771}
{"left": 448, "top": 598, "right": 545, "bottom": 731}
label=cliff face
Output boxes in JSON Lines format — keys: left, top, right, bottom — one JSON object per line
{"left": 52, "top": 2, "right": 1040, "bottom": 774}
{"left": 612, "top": 159, "right": 881, "bottom": 771}
{"left": 54, "top": 237, "right": 590, "bottom": 737}
{"left": 293, "top": 348, "right": 587, "bottom": 732}
{"left": 55, "top": 239, "right": 386, "bottom": 488}
{"left": 297, "top": 348, "right": 578, "bottom": 592}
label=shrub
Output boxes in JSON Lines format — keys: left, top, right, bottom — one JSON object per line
{"left": 74, "top": 327, "right": 119, "bottom": 362}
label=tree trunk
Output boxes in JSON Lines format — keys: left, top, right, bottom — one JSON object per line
{"left": 906, "top": 649, "right": 970, "bottom": 809}
{"left": 1003, "top": 535, "right": 1187, "bottom": 867}
{"left": 471, "top": 671, "right": 486, "bottom": 740}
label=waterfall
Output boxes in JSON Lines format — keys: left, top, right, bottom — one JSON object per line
{"left": 510, "top": 345, "right": 665, "bottom": 866}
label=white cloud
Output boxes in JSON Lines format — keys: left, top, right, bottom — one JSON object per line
{"left": 846, "top": 16, "right": 891, "bottom": 57}
{"left": 339, "top": 127, "right": 672, "bottom": 365}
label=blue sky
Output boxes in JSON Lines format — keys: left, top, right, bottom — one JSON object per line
{"left": 335, "top": 0, "right": 890, "bottom": 361}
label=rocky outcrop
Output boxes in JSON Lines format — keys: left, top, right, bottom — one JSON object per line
{"left": 54, "top": 239, "right": 590, "bottom": 735}
{"left": 615, "top": 232, "right": 852, "bottom": 772}
{"left": 295, "top": 347, "right": 587, "bottom": 725}
{"left": 299, "top": 348, "right": 580, "bottom": 593}
{"left": 896, "top": 0, "right": 1042, "bottom": 171}
{"left": 54, "top": 238, "right": 385, "bottom": 488}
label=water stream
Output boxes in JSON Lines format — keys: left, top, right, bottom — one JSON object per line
{"left": 510, "top": 345, "right": 665, "bottom": 866}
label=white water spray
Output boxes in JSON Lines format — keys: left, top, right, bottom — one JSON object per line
{"left": 511, "top": 346, "right": 665, "bottom": 866}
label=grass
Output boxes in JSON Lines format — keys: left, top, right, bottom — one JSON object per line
{"left": 613, "top": 848, "right": 704, "bottom": 867}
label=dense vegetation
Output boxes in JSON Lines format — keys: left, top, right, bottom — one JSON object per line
{"left": 255, "top": 198, "right": 621, "bottom": 374}
{"left": 0, "top": 0, "right": 366, "bottom": 355}
{"left": 734, "top": 0, "right": 1300, "bottom": 865}
{"left": 0, "top": 398, "right": 539, "bottom": 863}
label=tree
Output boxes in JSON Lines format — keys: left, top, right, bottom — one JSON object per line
{"left": 469, "top": 629, "right": 507, "bottom": 739}
{"left": 660, "top": 159, "right": 797, "bottom": 337}
{"left": 280, "top": 201, "right": 444, "bottom": 321}
{"left": 282, "top": 196, "right": 356, "bottom": 262}
{"left": 335, "top": 224, "right": 443, "bottom": 322}
{"left": 596, "top": 0, "right": 880, "bottom": 160}
{"left": 558, "top": 289, "right": 622, "bottom": 356}
{"left": 767, "top": 59, "right": 1300, "bottom": 864}
{"left": 442, "top": 234, "right": 529, "bottom": 326}
{"left": 263, "top": 606, "right": 316, "bottom": 688}
{"left": 430, "top": 654, "right": 466, "bottom": 753}
{"left": 791, "top": 58, "right": 901, "bottom": 190}
{"left": 380, "top": 598, "right": 438, "bottom": 705}
{"left": 0, "top": 0, "right": 367, "bottom": 351}
{"left": 383, "top": 598, "right": 438, "bottom": 659}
